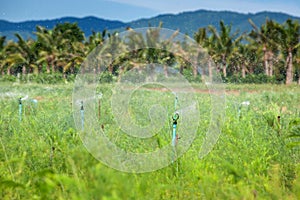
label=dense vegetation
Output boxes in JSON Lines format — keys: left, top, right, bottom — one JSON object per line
{"left": 0, "top": 13, "right": 300, "bottom": 199}
{"left": 1, "top": 10, "right": 299, "bottom": 40}
{"left": 0, "top": 18, "right": 299, "bottom": 85}
{"left": 0, "top": 83, "right": 299, "bottom": 199}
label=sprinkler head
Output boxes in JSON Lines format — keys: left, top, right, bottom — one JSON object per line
{"left": 80, "top": 101, "right": 84, "bottom": 110}
{"left": 172, "top": 112, "right": 179, "bottom": 124}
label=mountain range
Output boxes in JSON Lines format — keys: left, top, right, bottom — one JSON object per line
{"left": 1, "top": 9, "right": 300, "bottom": 41}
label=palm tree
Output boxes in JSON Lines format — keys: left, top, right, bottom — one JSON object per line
{"left": 274, "top": 19, "right": 300, "bottom": 85}
{"left": 208, "top": 21, "right": 242, "bottom": 78}
{"left": 62, "top": 40, "right": 87, "bottom": 76}
{"left": 35, "top": 23, "right": 85, "bottom": 74}
{"left": 116, "top": 27, "right": 155, "bottom": 76}
{"left": 1, "top": 34, "right": 38, "bottom": 76}
{"left": 195, "top": 27, "right": 218, "bottom": 81}
{"left": 86, "top": 30, "right": 106, "bottom": 52}
{"left": 53, "top": 22, "right": 86, "bottom": 75}
{"left": 1, "top": 40, "right": 22, "bottom": 75}
{"left": 52, "top": 22, "right": 85, "bottom": 44}
{"left": 249, "top": 19, "right": 279, "bottom": 77}
{"left": 233, "top": 43, "right": 248, "bottom": 78}
{"left": 14, "top": 33, "right": 39, "bottom": 75}
{"left": 35, "top": 26, "right": 61, "bottom": 73}
{"left": 0, "top": 36, "right": 6, "bottom": 75}
{"left": 296, "top": 48, "right": 300, "bottom": 84}
{"left": 145, "top": 26, "right": 179, "bottom": 79}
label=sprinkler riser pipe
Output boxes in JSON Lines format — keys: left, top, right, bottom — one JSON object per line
{"left": 172, "top": 124, "right": 177, "bottom": 146}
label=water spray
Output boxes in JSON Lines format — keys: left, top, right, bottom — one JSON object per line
{"left": 238, "top": 101, "right": 250, "bottom": 118}
{"left": 18, "top": 95, "right": 38, "bottom": 121}
{"left": 72, "top": 27, "right": 224, "bottom": 173}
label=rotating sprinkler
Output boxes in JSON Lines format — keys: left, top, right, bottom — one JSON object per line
{"left": 238, "top": 101, "right": 250, "bottom": 118}
{"left": 18, "top": 97, "right": 22, "bottom": 122}
{"left": 80, "top": 101, "right": 84, "bottom": 131}
{"left": 172, "top": 112, "right": 180, "bottom": 146}
{"left": 18, "top": 95, "right": 38, "bottom": 121}
{"left": 171, "top": 93, "right": 180, "bottom": 146}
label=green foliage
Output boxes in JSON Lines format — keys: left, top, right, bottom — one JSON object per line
{"left": 0, "top": 75, "right": 17, "bottom": 82}
{"left": 52, "top": 22, "right": 85, "bottom": 43}
{"left": 0, "top": 18, "right": 299, "bottom": 85}
{"left": 0, "top": 84, "right": 299, "bottom": 199}
{"left": 24, "top": 73, "right": 65, "bottom": 84}
{"left": 99, "top": 71, "right": 114, "bottom": 83}
{"left": 225, "top": 74, "right": 278, "bottom": 84}
{"left": 0, "top": 73, "right": 76, "bottom": 84}
{"left": 182, "top": 69, "right": 202, "bottom": 83}
{"left": 286, "top": 118, "right": 300, "bottom": 149}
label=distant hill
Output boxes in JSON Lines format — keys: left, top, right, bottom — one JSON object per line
{"left": 126, "top": 10, "right": 300, "bottom": 35}
{"left": 1, "top": 10, "right": 299, "bottom": 41}
{"left": 0, "top": 16, "right": 126, "bottom": 41}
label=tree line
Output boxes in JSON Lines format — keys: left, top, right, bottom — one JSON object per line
{"left": 0, "top": 19, "right": 299, "bottom": 84}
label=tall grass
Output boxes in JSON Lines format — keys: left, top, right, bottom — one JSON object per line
{"left": 0, "top": 83, "right": 299, "bottom": 199}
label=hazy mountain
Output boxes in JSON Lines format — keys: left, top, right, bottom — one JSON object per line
{"left": 0, "top": 16, "right": 126, "bottom": 41}
{"left": 1, "top": 10, "right": 299, "bottom": 41}
{"left": 126, "top": 10, "right": 300, "bottom": 35}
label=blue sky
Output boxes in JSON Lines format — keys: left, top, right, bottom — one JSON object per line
{"left": 1, "top": 0, "right": 300, "bottom": 22}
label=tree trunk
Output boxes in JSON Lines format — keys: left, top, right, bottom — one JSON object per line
{"left": 179, "top": 64, "right": 183, "bottom": 75}
{"left": 208, "top": 56, "right": 212, "bottom": 82}
{"left": 163, "top": 65, "right": 168, "bottom": 78}
{"left": 263, "top": 46, "right": 269, "bottom": 76}
{"left": 108, "top": 64, "right": 113, "bottom": 74}
{"left": 298, "top": 76, "right": 300, "bottom": 85}
{"left": 264, "top": 56, "right": 269, "bottom": 76}
{"left": 97, "top": 63, "right": 101, "bottom": 74}
{"left": 285, "top": 49, "right": 293, "bottom": 85}
{"left": 50, "top": 57, "right": 56, "bottom": 73}
{"left": 222, "top": 64, "right": 227, "bottom": 77}
{"left": 118, "top": 66, "right": 124, "bottom": 82}
{"left": 241, "top": 63, "right": 246, "bottom": 78}
{"left": 52, "top": 64, "right": 56, "bottom": 74}
{"left": 22, "top": 65, "right": 26, "bottom": 76}
{"left": 46, "top": 56, "right": 51, "bottom": 73}
{"left": 268, "top": 51, "right": 273, "bottom": 76}
{"left": 46, "top": 64, "right": 50, "bottom": 73}
{"left": 38, "top": 65, "right": 42, "bottom": 74}
{"left": 150, "top": 63, "right": 155, "bottom": 81}
{"left": 269, "top": 60, "right": 273, "bottom": 76}
{"left": 193, "top": 62, "right": 198, "bottom": 78}
{"left": 222, "top": 55, "right": 227, "bottom": 77}
{"left": 249, "top": 63, "right": 254, "bottom": 74}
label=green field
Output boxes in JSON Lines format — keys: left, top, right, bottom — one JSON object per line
{"left": 0, "top": 83, "right": 300, "bottom": 199}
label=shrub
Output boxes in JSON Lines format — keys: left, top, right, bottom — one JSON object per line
{"left": 182, "top": 69, "right": 202, "bottom": 83}
{"left": 30, "top": 73, "right": 64, "bottom": 84}
{"left": 0, "top": 75, "right": 17, "bottom": 82}
{"left": 225, "top": 74, "right": 278, "bottom": 84}
{"left": 99, "top": 71, "right": 114, "bottom": 83}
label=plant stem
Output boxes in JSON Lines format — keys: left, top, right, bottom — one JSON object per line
{"left": 0, "top": 136, "right": 15, "bottom": 181}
